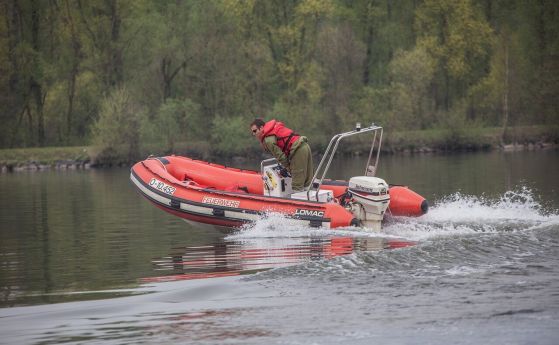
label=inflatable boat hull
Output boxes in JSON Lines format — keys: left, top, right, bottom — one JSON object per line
{"left": 130, "top": 156, "right": 427, "bottom": 229}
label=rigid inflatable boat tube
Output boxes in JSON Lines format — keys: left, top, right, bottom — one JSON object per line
{"left": 130, "top": 162, "right": 351, "bottom": 228}
{"left": 388, "top": 186, "right": 428, "bottom": 217}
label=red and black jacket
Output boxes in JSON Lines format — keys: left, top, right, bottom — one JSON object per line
{"left": 259, "top": 120, "right": 300, "bottom": 157}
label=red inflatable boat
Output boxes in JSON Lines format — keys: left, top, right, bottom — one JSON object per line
{"left": 130, "top": 124, "right": 428, "bottom": 230}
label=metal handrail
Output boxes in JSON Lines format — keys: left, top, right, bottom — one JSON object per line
{"left": 307, "top": 123, "right": 383, "bottom": 201}
{"left": 365, "top": 127, "right": 383, "bottom": 176}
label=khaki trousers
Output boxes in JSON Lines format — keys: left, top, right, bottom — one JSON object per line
{"left": 289, "top": 141, "right": 313, "bottom": 191}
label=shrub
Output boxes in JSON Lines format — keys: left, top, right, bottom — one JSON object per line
{"left": 141, "top": 98, "right": 202, "bottom": 152}
{"left": 91, "top": 87, "right": 142, "bottom": 163}
{"left": 210, "top": 115, "right": 254, "bottom": 156}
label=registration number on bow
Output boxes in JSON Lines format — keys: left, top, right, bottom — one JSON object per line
{"left": 149, "top": 178, "right": 176, "bottom": 195}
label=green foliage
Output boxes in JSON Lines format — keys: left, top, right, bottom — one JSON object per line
{"left": 141, "top": 98, "right": 202, "bottom": 152}
{"left": 91, "top": 88, "right": 141, "bottom": 163}
{"left": 0, "top": 146, "right": 89, "bottom": 166}
{"left": 416, "top": 0, "right": 494, "bottom": 109}
{"left": 353, "top": 86, "right": 392, "bottom": 129}
{"left": 388, "top": 46, "right": 436, "bottom": 129}
{"left": 437, "top": 101, "right": 469, "bottom": 146}
{"left": 1, "top": 0, "right": 557, "bottom": 158}
{"left": 210, "top": 116, "right": 254, "bottom": 156}
{"left": 416, "top": 0, "right": 493, "bottom": 78}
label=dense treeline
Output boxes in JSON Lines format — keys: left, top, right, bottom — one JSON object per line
{"left": 1, "top": 0, "right": 558, "bottom": 159}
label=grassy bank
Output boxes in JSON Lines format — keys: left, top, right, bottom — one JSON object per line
{"left": 313, "top": 125, "right": 559, "bottom": 155}
{"left": 383, "top": 125, "right": 559, "bottom": 153}
{"left": 0, "top": 146, "right": 90, "bottom": 169}
{"left": 1, "top": 125, "right": 557, "bottom": 171}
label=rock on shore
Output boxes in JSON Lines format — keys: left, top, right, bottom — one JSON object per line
{"left": 2, "top": 160, "right": 91, "bottom": 173}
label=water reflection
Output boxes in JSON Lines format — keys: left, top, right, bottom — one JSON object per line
{"left": 142, "top": 237, "right": 415, "bottom": 283}
{"left": 32, "top": 308, "right": 277, "bottom": 344}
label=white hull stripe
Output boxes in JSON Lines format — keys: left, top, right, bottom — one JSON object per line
{"left": 130, "top": 172, "right": 331, "bottom": 228}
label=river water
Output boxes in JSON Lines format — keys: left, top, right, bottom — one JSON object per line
{"left": 1, "top": 150, "right": 558, "bottom": 344}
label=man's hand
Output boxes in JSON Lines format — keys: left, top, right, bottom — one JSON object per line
{"left": 278, "top": 166, "right": 291, "bottom": 177}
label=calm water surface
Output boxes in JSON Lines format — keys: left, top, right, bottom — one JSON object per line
{"left": 1, "top": 150, "right": 558, "bottom": 344}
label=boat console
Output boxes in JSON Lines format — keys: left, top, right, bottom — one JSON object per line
{"left": 261, "top": 161, "right": 292, "bottom": 197}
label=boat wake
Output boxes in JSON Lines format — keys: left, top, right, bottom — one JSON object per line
{"left": 228, "top": 186, "right": 559, "bottom": 243}
{"left": 241, "top": 187, "right": 559, "bottom": 283}
{"left": 218, "top": 186, "right": 559, "bottom": 282}
{"left": 387, "top": 186, "right": 558, "bottom": 241}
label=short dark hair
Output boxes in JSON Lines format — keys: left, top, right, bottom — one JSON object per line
{"left": 250, "top": 118, "right": 265, "bottom": 128}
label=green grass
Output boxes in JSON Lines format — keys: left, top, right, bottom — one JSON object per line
{"left": 381, "top": 125, "right": 558, "bottom": 153}
{"left": 0, "top": 146, "right": 90, "bottom": 166}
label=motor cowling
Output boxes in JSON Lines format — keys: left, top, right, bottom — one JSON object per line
{"left": 347, "top": 176, "right": 390, "bottom": 231}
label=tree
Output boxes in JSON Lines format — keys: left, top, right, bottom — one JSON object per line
{"left": 1, "top": 0, "right": 556, "bottom": 154}
{"left": 316, "top": 22, "right": 363, "bottom": 130}
{"left": 416, "top": 0, "right": 493, "bottom": 112}
{"left": 91, "top": 87, "right": 141, "bottom": 162}
{"left": 0, "top": 0, "right": 51, "bottom": 147}
{"left": 389, "top": 46, "right": 436, "bottom": 129}
{"left": 210, "top": 115, "right": 254, "bottom": 155}
{"left": 142, "top": 98, "right": 202, "bottom": 152}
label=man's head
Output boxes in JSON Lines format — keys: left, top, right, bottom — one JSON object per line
{"left": 250, "top": 118, "right": 265, "bottom": 138}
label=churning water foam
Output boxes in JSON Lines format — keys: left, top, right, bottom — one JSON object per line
{"left": 387, "top": 186, "right": 559, "bottom": 241}
{"left": 227, "top": 186, "right": 559, "bottom": 243}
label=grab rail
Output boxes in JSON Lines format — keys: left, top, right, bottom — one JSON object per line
{"left": 306, "top": 123, "right": 383, "bottom": 200}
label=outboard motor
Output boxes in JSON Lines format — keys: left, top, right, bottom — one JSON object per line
{"left": 347, "top": 176, "right": 390, "bottom": 231}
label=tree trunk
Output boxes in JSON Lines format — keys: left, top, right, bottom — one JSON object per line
{"left": 7, "top": 0, "right": 22, "bottom": 94}
{"left": 5, "top": 0, "right": 24, "bottom": 147}
{"left": 362, "top": 23, "right": 373, "bottom": 86}
{"left": 161, "top": 57, "right": 187, "bottom": 101}
{"left": 25, "top": 106, "right": 33, "bottom": 145}
{"left": 64, "top": 0, "right": 81, "bottom": 140}
{"left": 30, "top": 0, "right": 45, "bottom": 146}
{"left": 500, "top": 40, "right": 509, "bottom": 146}
{"left": 108, "top": 0, "right": 122, "bottom": 87}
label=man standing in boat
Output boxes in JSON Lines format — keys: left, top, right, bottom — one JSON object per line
{"left": 250, "top": 118, "right": 313, "bottom": 192}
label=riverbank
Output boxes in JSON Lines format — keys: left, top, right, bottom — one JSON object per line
{"left": 1, "top": 125, "right": 557, "bottom": 173}
{"left": 0, "top": 146, "right": 91, "bottom": 173}
{"left": 380, "top": 125, "right": 559, "bottom": 154}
